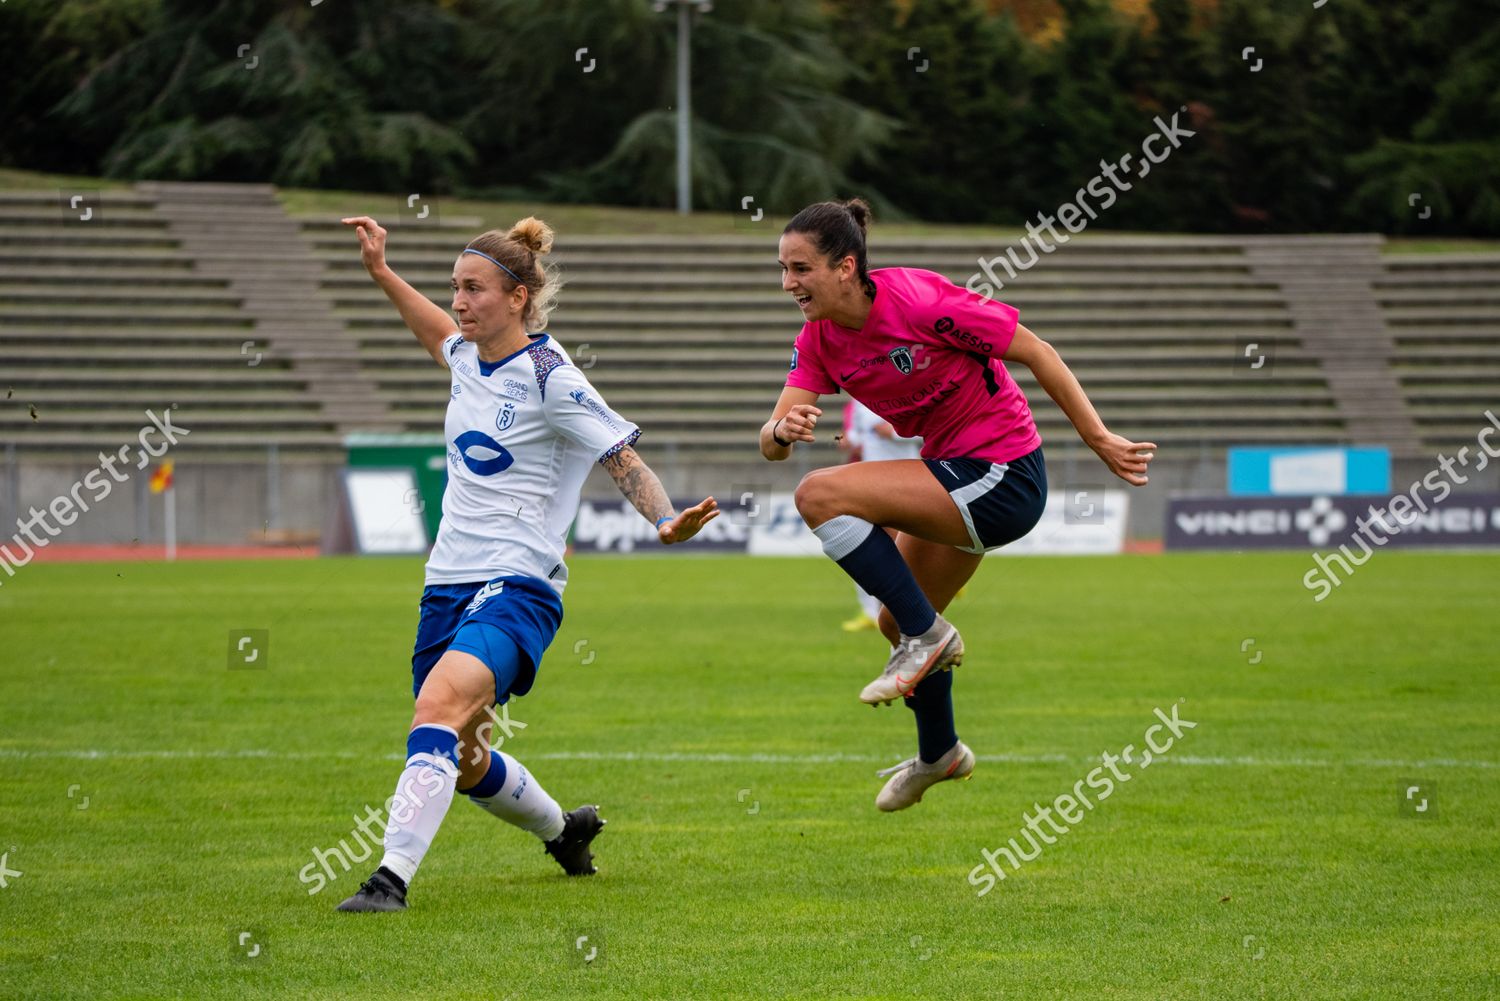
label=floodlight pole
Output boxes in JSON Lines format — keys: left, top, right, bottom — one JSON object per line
{"left": 658, "top": 0, "right": 710, "bottom": 214}
{"left": 675, "top": 1, "right": 692, "bottom": 215}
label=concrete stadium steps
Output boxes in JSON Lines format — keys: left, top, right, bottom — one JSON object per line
{"left": 1, "top": 302, "right": 251, "bottom": 326}
{"left": 0, "top": 184, "right": 384, "bottom": 449}
{"left": 305, "top": 227, "right": 1342, "bottom": 453}
{"left": 8, "top": 428, "right": 340, "bottom": 451}
{"left": 5, "top": 365, "right": 311, "bottom": 386}
{"left": 0, "top": 227, "right": 178, "bottom": 249}
{"left": 0, "top": 281, "right": 236, "bottom": 303}
{"left": 3, "top": 326, "right": 263, "bottom": 346}
{"left": 1241, "top": 235, "right": 1425, "bottom": 456}
{"left": 135, "top": 182, "right": 401, "bottom": 434}
{"left": 0, "top": 248, "right": 201, "bottom": 271}
{"left": 1, "top": 407, "right": 332, "bottom": 432}
{"left": 328, "top": 287, "right": 1286, "bottom": 313}
{"left": 16, "top": 386, "right": 319, "bottom": 408}
{"left": 321, "top": 268, "right": 1278, "bottom": 294}
{"left": 342, "top": 309, "right": 1296, "bottom": 334}
{"left": 312, "top": 227, "right": 1307, "bottom": 458}
{"left": 1376, "top": 252, "right": 1500, "bottom": 450}
{"left": 2, "top": 183, "right": 1490, "bottom": 462}
{"left": 349, "top": 329, "right": 1303, "bottom": 357}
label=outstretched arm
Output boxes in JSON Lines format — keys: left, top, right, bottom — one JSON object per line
{"left": 1003, "top": 323, "right": 1156, "bottom": 485}
{"left": 342, "top": 216, "right": 454, "bottom": 367}
{"left": 600, "top": 446, "right": 719, "bottom": 544}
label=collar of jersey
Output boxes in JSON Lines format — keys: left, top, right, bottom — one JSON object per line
{"left": 476, "top": 333, "right": 549, "bottom": 377}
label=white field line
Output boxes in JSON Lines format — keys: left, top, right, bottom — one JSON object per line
{"left": 0, "top": 748, "right": 1494, "bottom": 769}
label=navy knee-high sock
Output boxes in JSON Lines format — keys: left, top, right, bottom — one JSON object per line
{"left": 906, "top": 669, "right": 958, "bottom": 764}
{"left": 812, "top": 515, "right": 935, "bottom": 636}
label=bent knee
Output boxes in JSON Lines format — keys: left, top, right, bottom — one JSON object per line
{"left": 412, "top": 681, "right": 484, "bottom": 732}
{"left": 794, "top": 469, "right": 841, "bottom": 526}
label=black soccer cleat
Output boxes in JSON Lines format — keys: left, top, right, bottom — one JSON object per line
{"left": 336, "top": 866, "right": 408, "bottom": 912}
{"left": 544, "top": 804, "right": 606, "bottom": 876}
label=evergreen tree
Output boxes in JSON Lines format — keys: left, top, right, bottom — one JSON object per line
{"left": 834, "top": 0, "right": 1038, "bottom": 223}
{"left": 0, "top": 0, "right": 160, "bottom": 174}
{"left": 1026, "top": 0, "right": 1143, "bottom": 222}
{"left": 1118, "top": 0, "right": 1230, "bottom": 230}
{"left": 53, "top": 0, "right": 477, "bottom": 190}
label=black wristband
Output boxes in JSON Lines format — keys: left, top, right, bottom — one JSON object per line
{"left": 772, "top": 418, "right": 792, "bottom": 448}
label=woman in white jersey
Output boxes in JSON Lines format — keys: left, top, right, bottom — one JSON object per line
{"left": 334, "top": 214, "right": 719, "bottom": 912}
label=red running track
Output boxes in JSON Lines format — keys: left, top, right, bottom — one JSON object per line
{"left": 22, "top": 543, "right": 321, "bottom": 563}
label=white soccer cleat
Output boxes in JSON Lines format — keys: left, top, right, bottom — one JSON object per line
{"left": 858, "top": 613, "right": 964, "bottom": 705}
{"left": 875, "top": 741, "right": 975, "bottom": 812}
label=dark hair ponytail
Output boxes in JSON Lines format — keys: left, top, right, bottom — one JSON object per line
{"left": 784, "top": 198, "right": 875, "bottom": 299}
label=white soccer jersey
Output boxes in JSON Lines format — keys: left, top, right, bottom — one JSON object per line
{"left": 424, "top": 332, "right": 640, "bottom": 593}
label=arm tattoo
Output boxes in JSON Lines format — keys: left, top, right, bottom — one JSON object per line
{"left": 601, "top": 447, "right": 674, "bottom": 525}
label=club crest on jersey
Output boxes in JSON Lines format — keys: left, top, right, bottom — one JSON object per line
{"left": 496, "top": 402, "right": 517, "bottom": 432}
{"left": 888, "top": 346, "right": 915, "bottom": 375}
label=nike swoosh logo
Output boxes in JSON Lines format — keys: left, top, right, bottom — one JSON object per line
{"left": 840, "top": 370, "right": 858, "bottom": 382}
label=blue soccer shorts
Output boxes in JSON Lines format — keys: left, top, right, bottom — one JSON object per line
{"left": 409, "top": 574, "right": 564, "bottom": 705}
{"left": 923, "top": 447, "right": 1048, "bottom": 554}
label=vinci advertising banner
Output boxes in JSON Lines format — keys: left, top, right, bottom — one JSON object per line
{"left": 1166, "top": 493, "right": 1500, "bottom": 551}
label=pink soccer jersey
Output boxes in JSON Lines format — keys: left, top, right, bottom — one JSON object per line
{"left": 785, "top": 267, "right": 1042, "bottom": 463}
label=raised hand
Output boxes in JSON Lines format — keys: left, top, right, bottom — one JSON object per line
{"left": 341, "top": 216, "right": 389, "bottom": 277}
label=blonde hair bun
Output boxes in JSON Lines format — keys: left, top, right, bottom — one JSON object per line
{"left": 507, "top": 217, "right": 554, "bottom": 256}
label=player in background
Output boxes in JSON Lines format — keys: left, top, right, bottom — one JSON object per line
{"left": 837, "top": 400, "right": 922, "bottom": 633}
{"left": 335, "top": 214, "right": 718, "bottom": 911}
{"left": 759, "top": 199, "right": 1154, "bottom": 811}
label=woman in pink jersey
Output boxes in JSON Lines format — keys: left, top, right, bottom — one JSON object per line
{"left": 759, "top": 199, "right": 1155, "bottom": 812}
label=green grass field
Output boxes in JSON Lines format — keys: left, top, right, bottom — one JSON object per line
{"left": 0, "top": 552, "right": 1496, "bottom": 1000}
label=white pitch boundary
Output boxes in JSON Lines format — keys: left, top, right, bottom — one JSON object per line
{"left": 0, "top": 748, "right": 1494, "bottom": 770}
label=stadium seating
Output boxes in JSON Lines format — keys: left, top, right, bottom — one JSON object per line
{"left": 312, "top": 226, "right": 1346, "bottom": 462}
{"left": 0, "top": 186, "right": 344, "bottom": 452}
{"left": 1376, "top": 253, "right": 1500, "bottom": 452}
{"left": 4, "top": 182, "right": 1496, "bottom": 465}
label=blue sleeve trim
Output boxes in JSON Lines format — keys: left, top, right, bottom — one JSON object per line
{"left": 597, "top": 429, "right": 642, "bottom": 463}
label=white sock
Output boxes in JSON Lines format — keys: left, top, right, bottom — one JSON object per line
{"left": 811, "top": 513, "right": 875, "bottom": 560}
{"left": 468, "top": 751, "right": 565, "bottom": 841}
{"left": 378, "top": 752, "right": 458, "bottom": 885}
{"left": 856, "top": 586, "right": 883, "bottom": 621}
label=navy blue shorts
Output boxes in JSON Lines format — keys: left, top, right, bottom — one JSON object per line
{"left": 923, "top": 447, "right": 1048, "bottom": 553}
{"left": 410, "top": 574, "right": 564, "bottom": 705}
